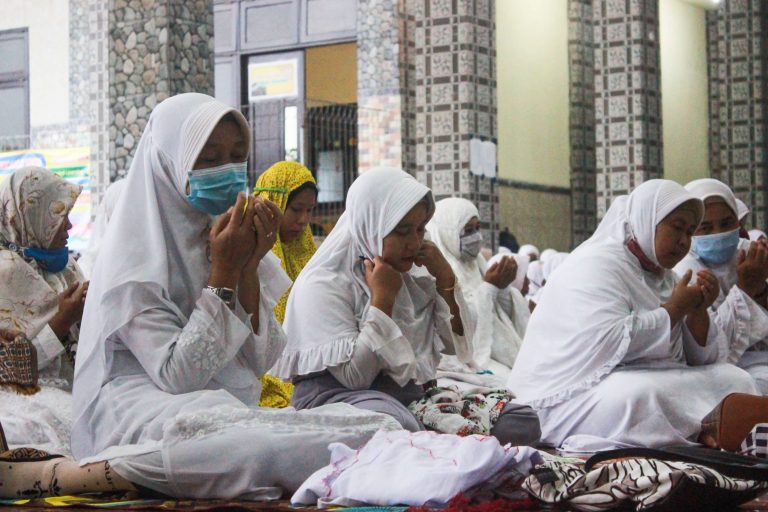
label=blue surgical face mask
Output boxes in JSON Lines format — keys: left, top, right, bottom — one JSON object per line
{"left": 187, "top": 162, "right": 248, "bottom": 215}
{"left": 692, "top": 228, "right": 740, "bottom": 265}
{"left": 22, "top": 246, "right": 70, "bottom": 273}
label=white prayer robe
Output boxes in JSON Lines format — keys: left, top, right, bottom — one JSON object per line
{"left": 71, "top": 94, "right": 398, "bottom": 499}
{"left": 426, "top": 198, "right": 528, "bottom": 385}
{"left": 507, "top": 180, "right": 758, "bottom": 452}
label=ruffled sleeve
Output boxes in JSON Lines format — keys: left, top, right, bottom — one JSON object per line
{"left": 713, "top": 284, "right": 768, "bottom": 364}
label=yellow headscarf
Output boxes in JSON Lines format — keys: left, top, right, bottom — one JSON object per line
{"left": 254, "top": 161, "right": 317, "bottom": 407}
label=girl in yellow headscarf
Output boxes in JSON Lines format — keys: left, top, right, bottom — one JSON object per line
{"left": 254, "top": 161, "right": 318, "bottom": 407}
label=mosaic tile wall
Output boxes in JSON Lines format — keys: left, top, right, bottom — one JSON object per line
{"left": 357, "top": 0, "right": 406, "bottom": 172}
{"left": 707, "top": 1, "right": 768, "bottom": 230}
{"left": 592, "top": 0, "right": 663, "bottom": 218}
{"left": 568, "top": 0, "right": 597, "bottom": 245}
{"left": 88, "top": 0, "right": 111, "bottom": 210}
{"left": 109, "top": 0, "right": 214, "bottom": 179}
{"left": 405, "top": 0, "right": 498, "bottom": 245}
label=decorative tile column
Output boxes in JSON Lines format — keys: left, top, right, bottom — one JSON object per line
{"left": 356, "top": 0, "right": 407, "bottom": 172}
{"left": 109, "top": 0, "right": 214, "bottom": 179}
{"left": 405, "top": 0, "right": 498, "bottom": 244}
{"left": 592, "top": 0, "right": 663, "bottom": 218}
{"left": 88, "top": 0, "right": 111, "bottom": 212}
{"left": 707, "top": 1, "right": 768, "bottom": 229}
{"left": 568, "top": 0, "right": 597, "bottom": 244}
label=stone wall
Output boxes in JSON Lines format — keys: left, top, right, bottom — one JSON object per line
{"left": 356, "top": 0, "right": 406, "bottom": 172}
{"left": 109, "top": 0, "right": 214, "bottom": 178}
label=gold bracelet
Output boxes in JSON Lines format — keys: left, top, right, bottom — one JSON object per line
{"left": 437, "top": 278, "right": 456, "bottom": 293}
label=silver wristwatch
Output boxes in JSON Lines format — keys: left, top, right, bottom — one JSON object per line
{"left": 205, "top": 286, "right": 236, "bottom": 310}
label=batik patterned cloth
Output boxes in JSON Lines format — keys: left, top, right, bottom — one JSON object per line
{"left": 408, "top": 384, "right": 511, "bottom": 436}
{"left": 0, "top": 332, "right": 38, "bottom": 394}
{"left": 523, "top": 457, "right": 768, "bottom": 511}
{"left": 741, "top": 423, "right": 768, "bottom": 459}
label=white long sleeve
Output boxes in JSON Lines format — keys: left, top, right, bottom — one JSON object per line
{"left": 622, "top": 308, "right": 681, "bottom": 363}
{"left": 114, "top": 289, "right": 284, "bottom": 398}
{"left": 712, "top": 284, "right": 768, "bottom": 363}
{"left": 329, "top": 306, "right": 416, "bottom": 390}
{"left": 30, "top": 324, "right": 65, "bottom": 370}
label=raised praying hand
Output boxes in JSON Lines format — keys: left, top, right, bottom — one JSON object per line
{"left": 485, "top": 255, "right": 517, "bottom": 289}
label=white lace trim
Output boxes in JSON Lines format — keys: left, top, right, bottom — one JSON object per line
{"left": 176, "top": 322, "right": 227, "bottom": 373}
{"left": 272, "top": 336, "right": 357, "bottom": 379}
{"left": 526, "top": 315, "right": 635, "bottom": 410}
{"left": 169, "top": 403, "right": 401, "bottom": 440}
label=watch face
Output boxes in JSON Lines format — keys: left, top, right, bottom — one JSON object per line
{"left": 219, "top": 288, "right": 235, "bottom": 302}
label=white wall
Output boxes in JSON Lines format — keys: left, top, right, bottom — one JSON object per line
{"left": 660, "top": 0, "right": 710, "bottom": 184}
{"left": 0, "top": 0, "right": 70, "bottom": 127}
{"left": 496, "top": 0, "right": 570, "bottom": 187}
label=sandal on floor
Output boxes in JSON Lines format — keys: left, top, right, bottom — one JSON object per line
{"left": 701, "top": 393, "right": 768, "bottom": 452}
{"left": 0, "top": 421, "right": 63, "bottom": 462}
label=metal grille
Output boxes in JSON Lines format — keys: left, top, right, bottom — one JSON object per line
{"left": 240, "top": 99, "right": 359, "bottom": 238}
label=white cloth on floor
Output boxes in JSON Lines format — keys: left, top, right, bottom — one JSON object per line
{"left": 507, "top": 179, "right": 757, "bottom": 451}
{"left": 0, "top": 386, "right": 73, "bottom": 456}
{"left": 427, "top": 198, "right": 528, "bottom": 372}
{"left": 276, "top": 168, "right": 475, "bottom": 386}
{"left": 291, "top": 429, "right": 544, "bottom": 508}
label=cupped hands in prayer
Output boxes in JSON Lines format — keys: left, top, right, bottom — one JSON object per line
{"left": 485, "top": 255, "right": 517, "bottom": 289}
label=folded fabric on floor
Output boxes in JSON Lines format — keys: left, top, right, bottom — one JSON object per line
{"left": 742, "top": 423, "right": 768, "bottom": 459}
{"left": 523, "top": 456, "right": 768, "bottom": 511}
{"left": 292, "top": 429, "right": 543, "bottom": 508}
{"left": 407, "top": 385, "right": 511, "bottom": 436}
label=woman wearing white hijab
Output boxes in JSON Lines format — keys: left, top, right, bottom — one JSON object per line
{"left": 526, "top": 260, "right": 544, "bottom": 302}
{"left": 276, "top": 168, "right": 475, "bottom": 432}
{"left": 519, "top": 244, "right": 540, "bottom": 262}
{"left": 675, "top": 178, "right": 768, "bottom": 393}
{"left": 529, "top": 251, "right": 569, "bottom": 309}
{"left": 508, "top": 179, "right": 757, "bottom": 452}
{"left": 78, "top": 179, "right": 126, "bottom": 278}
{"left": 426, "top": 198, "right": 529, "bottom": 377}
{"left": 487, "top": 251, "right": 530, "bottom": 297}
{"left": 71, "top": 93, "right": 397, "bottom": 499}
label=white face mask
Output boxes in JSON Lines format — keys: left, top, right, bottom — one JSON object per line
{"left": 460, "top": 231, "right": 483, "bottom": 259}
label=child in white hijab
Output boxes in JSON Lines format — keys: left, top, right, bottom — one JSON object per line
{"left": 675, "top": 178, "right": 768, "bottom": 393}
{"left": 427, "top": 198, "right": 529, "bottom": 377}
{"left": 277, "top": 168, "right": 474, "bottom": 431}
{"left": 277, "top": 170, "right": 540, "bottom": 446}
{"left": 519, "top": 244, "right": 540, "bottom": 262}
{"left": 508, "top": 179, "right": 758, "bottom": 452}
{"left": 71, "top": 93, "right": 397, "bottom": 499}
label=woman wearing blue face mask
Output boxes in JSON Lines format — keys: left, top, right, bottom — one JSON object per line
{"left": 70, "top": 93, "right": 397, "bottom": 500}
{"left": 675, "top": 178, "right": 768, "bottom": 394}
{"left": 0, "top": 167, "right": 89, "bottom": 455}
